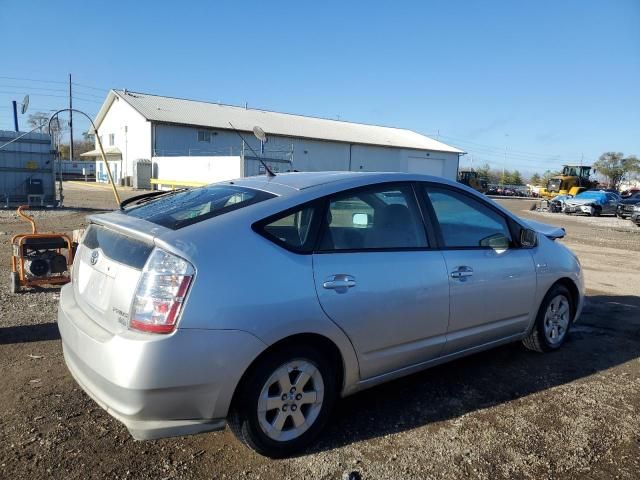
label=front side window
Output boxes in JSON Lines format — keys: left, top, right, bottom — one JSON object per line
{"left": 319, "top": 184, "right": 427, "bottom": 251}
{"left": 425, "top": 186, "right": 512, "bottom": 248}
{"left": 126, "top": 185, "right": 274, "bottom": 229}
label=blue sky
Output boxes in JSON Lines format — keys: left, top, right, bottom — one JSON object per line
{"left": 1, "top": 0, "right": 638, "bottom": 175}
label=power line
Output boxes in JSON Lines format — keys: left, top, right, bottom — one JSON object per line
{"left": 0, "top": 84, "right": 67, "bottom": 93}
{"left": 0, "top": 75, "right": 108, "bottom": 98}
{"left": 0, "top": 90, "right": 103, "bottom": 104}
{"left": 72, "top": 81, "right": 110, "bottom": 92}
{"left": 0, "top": 83, "right": 106, "bottom": 101}
{"left": 442, "top": 138, "right": 566, "bottom": 162}
{"left": 0, "top": 75, "right": 67, "bottom": 85}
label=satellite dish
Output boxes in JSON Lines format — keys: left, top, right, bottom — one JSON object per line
{"left": 253, "top": 126, "right": 267, "bottom": 142}
{"left": 21, "top": 95, "right": 29, "bottom": 114}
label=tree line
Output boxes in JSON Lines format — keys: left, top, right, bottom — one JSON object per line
{"left": 472, "top": 164, "right": 524, "bottom": 185}
{"left": 527, "top": 152, "right": 639, "bottom": 190}
{"left": 470, "top": 152, "right": 638, "bottom": 190}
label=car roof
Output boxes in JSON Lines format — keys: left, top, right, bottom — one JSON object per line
{"left": 226, "top": 171, "right": 457, "bottom": 196}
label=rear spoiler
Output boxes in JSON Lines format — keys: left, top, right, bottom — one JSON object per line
{"left": 524, "top": 219, "right": 566, "bottom": 240}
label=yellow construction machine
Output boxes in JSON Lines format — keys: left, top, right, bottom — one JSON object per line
{"left": 539, "top": 165, "right": 597, "bottom": 199}
{"left": 457, "top": 170, "right": 489, "bottom": 193}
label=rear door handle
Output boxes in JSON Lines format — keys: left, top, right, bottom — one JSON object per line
{"left": 450, "top": 266, "right": 473, "bottom": 280}
{"left": 323, "top": 274, "right": 356, "bottom": 293}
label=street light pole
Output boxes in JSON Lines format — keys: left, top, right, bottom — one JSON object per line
{"left": 69, "top": 74, "right": 74, "bottom": 161}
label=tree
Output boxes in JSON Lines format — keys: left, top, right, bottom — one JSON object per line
{"left": 58, "top": 139, "right": 94, "bottom": 159}
{"left": 27, "top": 111, "right": 67, "bottom": 147}
{"left": 500, "top": 169, "right": 513, "bottom": 185}
{"left": 475, "top": 163, "right": 491, "bottom": 180}
{"left": 593, "top": 152, "right": 640, "bottom": 190}
{"left": 511, "top": 170, "right": 523, "bottom": 185}
{"left": 530, "top": 173, "right": 542, "bottom": 185}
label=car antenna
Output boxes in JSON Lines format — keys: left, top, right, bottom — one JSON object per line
{"left": 228, "top": 122, "right": 276, "bottom": 177}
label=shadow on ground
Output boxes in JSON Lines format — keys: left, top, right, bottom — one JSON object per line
{"left": 309, "top": 294, "right": 640, "bottom": 454}
{"left": 0, "top": 323, "right": 61, "bottom": 345}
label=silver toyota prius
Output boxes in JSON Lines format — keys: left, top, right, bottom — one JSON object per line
{"left": 58, "top": 171, "right": 584, "bottom": 457}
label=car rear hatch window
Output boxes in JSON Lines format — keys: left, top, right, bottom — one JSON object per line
{"left": 124, "top": 185, "right": 275, "bottom": 230}
{"left": 73, "top": 224, "right": 154, "bottom": 334}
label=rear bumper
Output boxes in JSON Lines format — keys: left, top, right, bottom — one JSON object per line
{"left": 57, "top": 284, "right": 267, "bottom": 440}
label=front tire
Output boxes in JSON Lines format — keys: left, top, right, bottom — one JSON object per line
{"left": 523, "top": 284, "right": 573, "bottom": 353}
{"left": 228, "top": 345, "right": 337, "bottom": 458}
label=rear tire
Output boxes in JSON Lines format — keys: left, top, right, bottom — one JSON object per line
{"left": 9, "top": 272, "right": 20, "bottom": 294}
{"left": 523, "top": 284, "right": 573, "bottom": 353}
{"left": 228, "top": 345, "right": 338, "bottom": 458}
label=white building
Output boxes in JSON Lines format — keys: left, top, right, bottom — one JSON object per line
{"left": 83, "top": 90, "right": 463, "bottom": 186}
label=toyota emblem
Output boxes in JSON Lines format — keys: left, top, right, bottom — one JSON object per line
{"left": 90, "top": 250, "right": 100, "bottom": 266}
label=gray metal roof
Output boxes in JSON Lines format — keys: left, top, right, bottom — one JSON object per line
{"left": 94, "top": 90, "right": 463, "bottom": 153}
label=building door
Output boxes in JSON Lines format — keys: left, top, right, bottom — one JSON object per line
{"left": 408, "top": 157, "right": 445, "bottom": 177}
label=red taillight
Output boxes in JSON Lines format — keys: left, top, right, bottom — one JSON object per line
{"left": 129, "top": 249, "right": 195, "bottom": 334}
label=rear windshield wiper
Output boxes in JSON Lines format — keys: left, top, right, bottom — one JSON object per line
{"left": 119, "top": 188, "right": 189, "bottom": 210}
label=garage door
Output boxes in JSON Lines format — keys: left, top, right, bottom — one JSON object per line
{"left": 407, "top": 157, "right": 445, "bottom": 177}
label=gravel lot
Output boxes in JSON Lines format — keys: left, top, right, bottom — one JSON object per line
{"left": 1, "top": 183, "right": 639, "bottom": 479}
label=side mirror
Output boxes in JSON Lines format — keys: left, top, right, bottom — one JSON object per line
{"left": 352, "top": 213, "right": 370, "bottom": 227}
{"left": 520, "top": 228, "right": 538, "bottom": 248}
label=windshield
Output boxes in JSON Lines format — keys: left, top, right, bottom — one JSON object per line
{"left": 125, "top": 185, "right": 275, "bottom": 229}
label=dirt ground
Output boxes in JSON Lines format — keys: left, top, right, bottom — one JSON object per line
{"left": 1, "top": 182, "right": 639, "bottom": 480}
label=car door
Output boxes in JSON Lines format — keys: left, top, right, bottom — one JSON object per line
{"left": 312, "top": 183, "right": 450, "bottom": 380}
{"left": 419, "top": 184, "right": 537, "bottom": 355}
{"left": 604, "top": 193, "right": 618, "bottom": 215}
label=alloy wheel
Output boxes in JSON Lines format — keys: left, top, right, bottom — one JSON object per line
{"left": 256, "top": 359, "right": 325, "bottom": 442}
{"left": 543, "top": 294, "right": 570, "bottom": 345}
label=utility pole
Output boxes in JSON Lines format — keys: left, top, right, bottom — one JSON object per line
{"left": 69, "top": 73, "right": 74, "bottom": 161}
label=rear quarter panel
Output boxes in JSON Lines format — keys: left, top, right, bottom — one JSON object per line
{"left": 155, "top": 206, "right": 361, "bottom": 395}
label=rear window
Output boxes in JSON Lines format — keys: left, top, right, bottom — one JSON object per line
{"left": 83, "top": 225, "right": 153, "bottom": 269}
{"left": 125, "top": 185, "right": 275, "bottom": 229}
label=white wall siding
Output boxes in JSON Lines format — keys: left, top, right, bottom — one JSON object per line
{"left": 152, "top": 156, "right": 242, "bottom": 185}
{"left": 151, "top": 123, "right": 459, "bottom": 179}
{"left": 95, "top": 97, "right": 151, "bottom": 178}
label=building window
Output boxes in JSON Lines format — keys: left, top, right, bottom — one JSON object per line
{"left": 108, "top": 133, "right": 115, "bottom": 146}
{"left": 198, "top": 130, "right": 211, "bottom": 143}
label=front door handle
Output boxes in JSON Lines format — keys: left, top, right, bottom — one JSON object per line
{"left": 323, "top": 274, "right": 356, "bottom": 293}
{"left": 450, "top": 266, "right": 473, "bottom": 280}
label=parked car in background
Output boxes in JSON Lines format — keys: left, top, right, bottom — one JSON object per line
{"left": 620, "top": 188, "right": 640, "bottom": 198}
{"left": 563, "top": 190, "right": 620, "bottom": 216}
{"left": 616, "top": 192, "right": 640, "bottom": 219}
{"left": 631, "top": 204, "right": 640, "bottom": 227}
{"left": 57, "top": 172, "right": 584, "bottom": 457}
{"left": 549, "top": 194, "right": 572, "bottom": 213}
